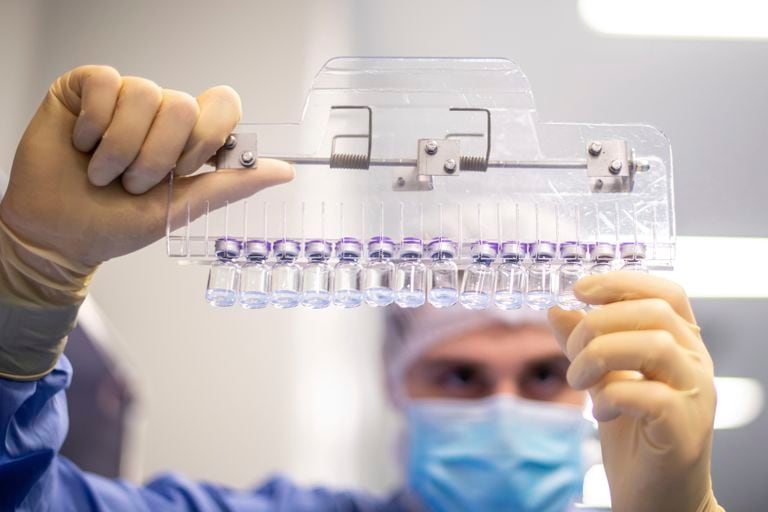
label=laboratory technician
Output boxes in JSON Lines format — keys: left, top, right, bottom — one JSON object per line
{"left": 0, "top": 66, "right": 725, "bottom": 511}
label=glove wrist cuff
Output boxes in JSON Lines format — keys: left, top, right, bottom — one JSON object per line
{"left": 0, "top": 216, "right": 97, "bottom": 308}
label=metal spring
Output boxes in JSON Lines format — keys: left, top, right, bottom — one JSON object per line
{"left": 330, "top": 152, "right": 369, "bottom": 170}
{"left": 460, "top": 155, "right": 488, "bottom": 172}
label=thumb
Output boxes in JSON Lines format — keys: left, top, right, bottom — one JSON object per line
{"left": 168, "top": 159, "right": 295, "bottom": 229}
{"left": 547, "top": 307, "right": 586, "bottom": 360}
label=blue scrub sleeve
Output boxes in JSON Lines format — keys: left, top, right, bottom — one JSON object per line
{"left": 0, "top": 355, "right": 400, "bottom": 511}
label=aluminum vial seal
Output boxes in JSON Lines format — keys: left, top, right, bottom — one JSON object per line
{"left": 368, "top": 236, "right": 396, "bottom": 258}
{"left": 399, "top": 237, "right": 424, "bottom": 258}
{"left": 620, "top": 242, "right": 647, "bottom": 261}
{"left": 589, "top": 242, "right": 616, "bottom": 262}
{"left": 560, "top": 241, "right": 587, "bottom": 261}
{"left": 427, "top": 237, "right": 457, "bottom": 259}
{"left": 244, "top": 239, "right": 271, "bottom": 261}
{"left": 273, "top": 239, "right": 300, "bottom": 260}
{"left": 304, "top": 239, "right": 332, "bottom": 260}
{"left": 336, "top": 237, "right": 362, "bottom": 260}
{"left": 470, "top": 240, "right": 499, "bottom": 262}
{"left": 530, "top": 241, "right": 556, "bottom": 261}
{"left": 500, "top": 241, "right": 527, "bottom": 261}
{"left": 214, "top": 237, "right": 242, "bottom": 260}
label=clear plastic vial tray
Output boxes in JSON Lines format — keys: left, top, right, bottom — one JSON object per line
{"left": 165, "top": 57, "right": 675, "bottom": 310}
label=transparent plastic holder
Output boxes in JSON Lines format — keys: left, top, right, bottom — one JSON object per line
{"left": 166, "top": 57, "right": 675, "bottom": 309}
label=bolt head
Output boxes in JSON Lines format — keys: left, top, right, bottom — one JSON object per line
{"left": 396, "top": 177, "right": 406, "bottom": 187}
{"left": 425, "top": 140, "right": 439, "bottom": 155}
{"left": 224, "top": 134, "right": 237, "bottom": 150}
{"left": 609, "top": 160, "right": 623, "bottom": 174}
{"left": 240, "top": 150, "right": 256, "bottom": 167}
{"left": 443, "top": 159, "right": 457, "bottom": 174}
{"left": 594, "top": 179, "right": 604, "bottom": 191}
{"left": 588, "top": 141, "right": 602, "bottom": 156}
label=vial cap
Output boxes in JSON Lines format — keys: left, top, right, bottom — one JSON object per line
{"left": 336, "top": 237, "right": 362, "bottom": 259}
{"left": 367, "top": 236, "right": 396, "bottom": 258}
{"left": 530, "top": 241, "right": 556, "bottom": 260}
{"left": 589, "top": 242, "right": 616, "bottom": 262}
{"left": 559, "top": 241, "right": 587, "bottom": 261}
{"left": 304, "top": 239, "right": 332, "bottom": 259}
{"left": 620, "top": 242, "right": 646, "bottom": 260}
{"left": 214, "top": 237, "right": 242, "bottom": 260}
{"left": 500, "top": 240, "right": 527, "bottom": 259}
{"left": 273, "top": 239, "right": 300, "bottom": 259}
{"left": 400, "top": 237, "right": 424, "bottom": 258}
{"left": 427, "top": 237, "right": 456, "bottom": 258}
{"left": 244, "top": 239, "right": 271, "bottom": 260}
{"left": 470, "top": 240, "right": 499, "bottom": 261}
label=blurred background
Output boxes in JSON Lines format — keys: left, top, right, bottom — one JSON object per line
{"left": 1, "top": 1, "right": 767, "bottom": 510}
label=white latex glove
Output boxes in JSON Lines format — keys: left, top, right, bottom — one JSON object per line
{"left": 0, "top": 65, "right": 293, "bottom": 305}
{"left": 549, "top": 272, "right": 724, "bottom": 512}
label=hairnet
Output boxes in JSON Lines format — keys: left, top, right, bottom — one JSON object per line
{"left": 382, "top": 306, "right": 550, "bottom": 407}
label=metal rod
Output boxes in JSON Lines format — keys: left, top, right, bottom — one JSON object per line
{"left": 258, "top": 155, "right": 587, "bottom": 170}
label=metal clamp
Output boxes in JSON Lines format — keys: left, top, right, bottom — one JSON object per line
{"left": 586, "top": 140, "right": 649, "bottom": 193}
{"left": 216, "top": 133, "right": 258, "bottom": 169}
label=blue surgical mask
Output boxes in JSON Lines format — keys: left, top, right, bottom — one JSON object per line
{"left": 405, "top": 394, "right": 590, "bottom": 512}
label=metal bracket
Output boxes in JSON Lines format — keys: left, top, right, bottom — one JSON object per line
{"left": 215, "top": 133, "right": 258, "bottom": 169}
{"left": 587, "top": 140, "right": 633, "bottom": 193}
{"left": 329, "top": 105, "right": 372, "bottom": 170}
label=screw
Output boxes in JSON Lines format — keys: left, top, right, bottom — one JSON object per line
{"left": 425, "top": 140, "right": 439, "bottom": 155}
{"left": 224, "top": 134, "right": 237, "bottom": 150}
{"left": 443, "top": 159, "right": 457, "bottom": 174}
{"left": 396, "top": 177, "right": 406, "bottom": 187}
{"left": 609, "top": 160, "right": 623, "bottom": 174}
{"left": 634, "top": 159, "right": 651, "bottom": 172}
{"left": 240, "top": 151, "right": 256, "bottom": 167}
{"left": 588, "top": 141, "right": 602, "bottom": 156}
{"left": 594, "top": 179, "right": 604, "bottom": 191}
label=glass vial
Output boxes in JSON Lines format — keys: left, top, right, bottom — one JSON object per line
{"left": 620, "top": 242, "right": 648, "bottom": 273}
{"left": 589, "top": 242, "right": 616, "bottom": 275}
{"left": 460, "top": 241, "right": 497, "bottom": 310}
{"left": 270, "top": 239, "right": 302, "bottom": 309}
{"left": 494, "top": 241, "right": 527, "bottom": 310}
{"left": 557, "top": 242, "right": 587, "bottom": 311}
{"left": 333, "top": 237, "right": 364, "bottom": 308}
{"left": 526, "top": 241, "right": 556, "bottom": 310}
{"left": 395, "top": 237, "right": 427, "bottom": 308}
{"left": 240, "top": 239, "right": 271, "bottom": 309}
{"left": 301, "top": 240, "right": 333, "bottom": 309}
{"left": 363, "top": 236, "right": 396, "bottom": 307}
{"left": 427, "top": 237, "right": 459, "bottom": 308}
{"left": 206, "top": 237, "right": 241, "bottom": 307}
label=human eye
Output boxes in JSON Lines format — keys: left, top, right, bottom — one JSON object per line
{"left": 519, "top": 357, "right": 570, "bottom": 401}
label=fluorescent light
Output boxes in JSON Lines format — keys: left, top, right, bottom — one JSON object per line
{"left": 579, "top": 0, "right": 768, "bottom": 40}
{"left": 714, "top": 377, "right": 764, "bottom": 430}
{"left": 660, "top": 236, "right": 768, "bottom": 298}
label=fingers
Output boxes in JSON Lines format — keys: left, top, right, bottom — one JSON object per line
{"left": 591, "top": 379, "right": 678, "bottom": 422}
{"left": 87, "top": 77, "right": 163, "bottom": 186}
{"left": 49, "top": 65, "right": 123, "bottom": 152}
{"left": 174, "top": 86, "right": 242, "bottom": 176}
{"left": 166, "top": 159, "right": 294, "bottom": 229}
{"left": 576, "top": 272, "right": 696, "bottom": 324}
{"left": 566, "top": 299, "right": 705, "bottom": 360}
{"left": 548, "top": 307, "right": 585, "bottom": 356}
{"left": 121, "top": 90, "right": 199, "bottom": 194}
{"left": 567, "top": 330, "right": 701, "bottom": 390}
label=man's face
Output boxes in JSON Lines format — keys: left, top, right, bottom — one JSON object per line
{"left": 404, "top": 323, "right": 585, "bottom": 406}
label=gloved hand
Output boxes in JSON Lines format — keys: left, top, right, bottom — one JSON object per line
{"left": 0, "top": 65, "right": 294, "bottom": 307}
{"left": 549, "top": 272, "right": 724, "bottom": 512}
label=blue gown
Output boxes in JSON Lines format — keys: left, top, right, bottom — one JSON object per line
{"left": 0, "top": 356, "right": 413, "bottom": 511}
